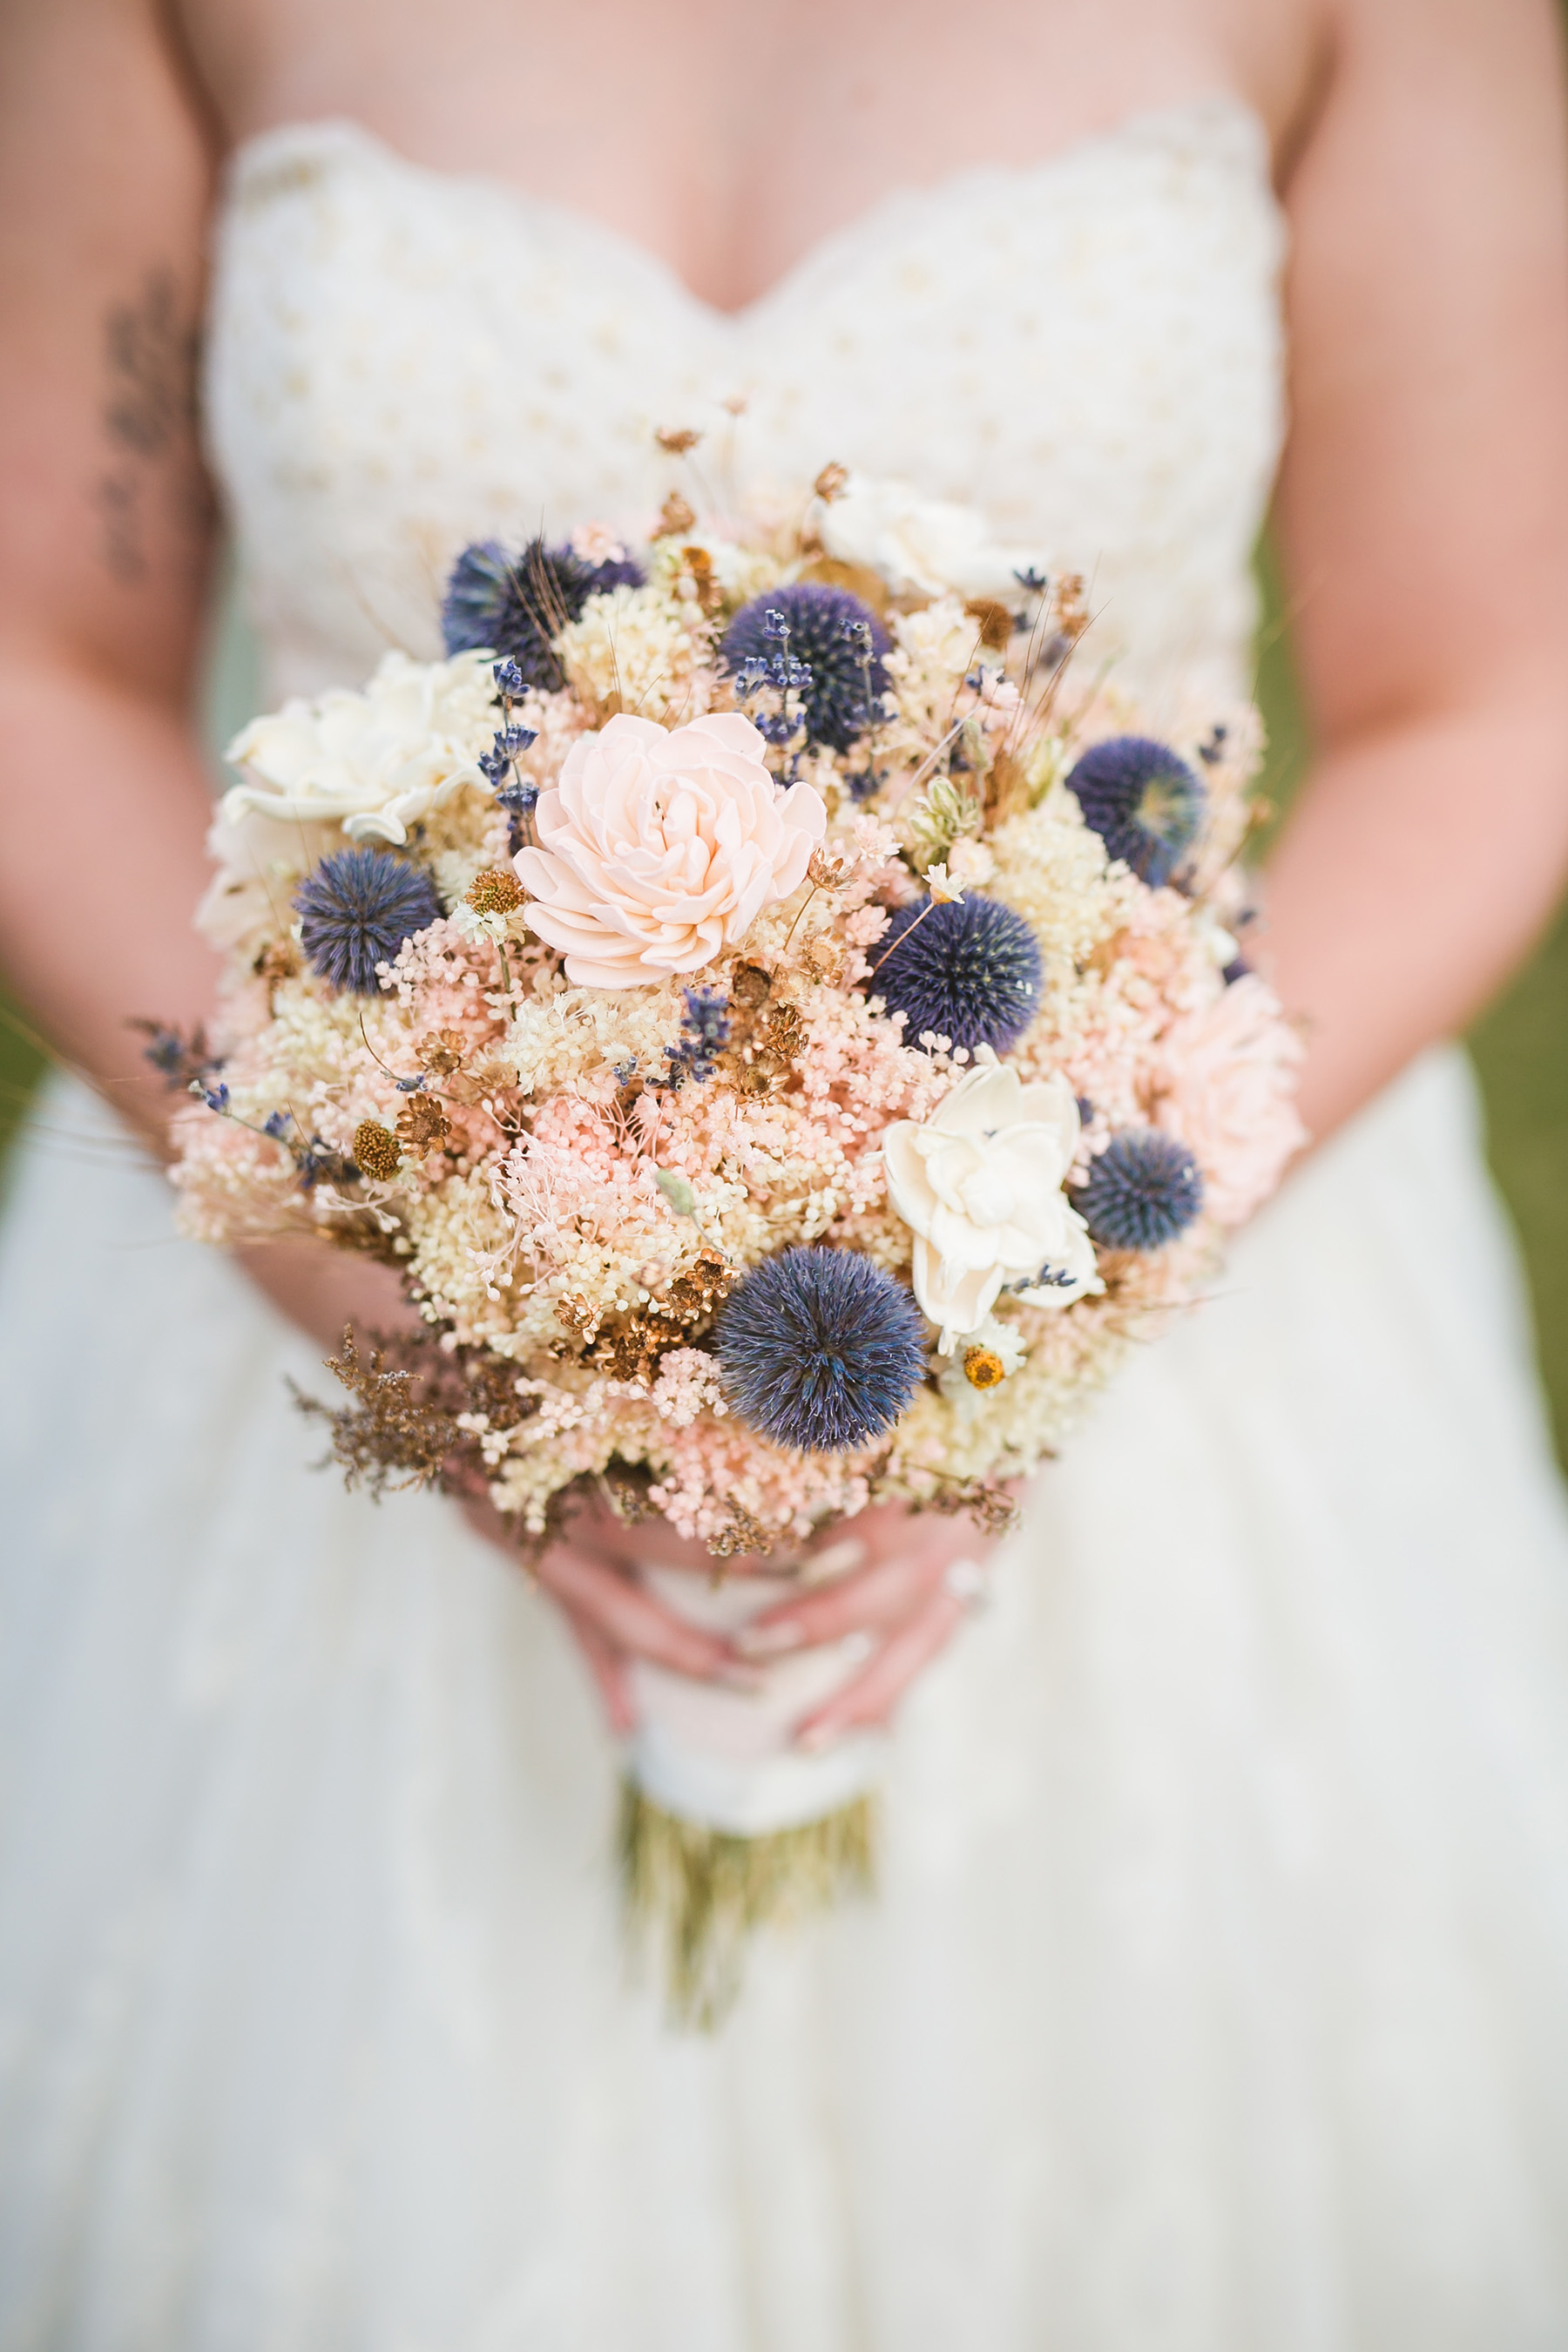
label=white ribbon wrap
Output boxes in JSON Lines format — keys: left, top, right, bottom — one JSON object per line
{"left": 625, "top": 1565, "right": 888, "bottom": 1837}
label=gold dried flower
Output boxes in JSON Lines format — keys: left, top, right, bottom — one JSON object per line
{"left": 707, "top": 1503, "right": 776, "bottom": 1560}
{"left": 352, "top": 1119, "right": 402, "bottom": 1182}
{"left": 963, "top": 597, "right": 1013, "bottom": 652}
{"left": 813, "top": 462, "right": 849, "bottom": 503}
{"left": 655, "top": 427, "right": 702, "bottom": 456}
{"left": 730, "top": 962, "right": 772, "bottom": 1010}
{"left": 803, "top": 936, "right": 844, "bottom": 982}
{"left": 556, "top": 1292, "right": 601, "bottom": 1344}
{"left": 658, "top": 490, "right": 696, "bottom": 536}
{"left": 962, "top": 1346, "right": 1007, "bottom": 1392}
{"left": 416, "top": 1028, "right": 465, "bottom": 1076}
{"left": 806, "top": 848, "right": 849, "bottom": 890}
{"left": 1055, "top": 572, "right": 1088, "bottom": 638}
{"left": 253, "top": 939, "right": 299, "bottom": 983}
{"left": 465, "top": 867, "right": 525, "bottom": 917}
{"left": 679, "top": 544, "right": 725, "bottom": 618}
{"left": 395, "top": 1095, "right": 452, "bottom": 1156}
{"left": 661, "top": 1246, "right": 730, "bottom": 1328}
{"left": 763, "top": 1001, "right": 805, "bottom": 1061}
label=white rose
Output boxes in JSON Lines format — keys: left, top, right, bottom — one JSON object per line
{"left": 811, "top": 472, "right": 1050, "bottom": 604}
{"left": 882, "top": 1057, "right": 1100, "bottom": 1352}
{"left": 514, "top": 711, "right": 826, "bottom": 989}
{"left": 220, "top": 650, "right": 494, "bottom": 849}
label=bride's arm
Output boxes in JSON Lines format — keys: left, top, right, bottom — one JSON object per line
{"left": 1265, "top": 0, "right": 1568, "bottom": 1139}
{"left": 0, "top": 0, "right": 736, "bottom": 1695}
{"left": 0, "top": 0, "right": 223, "bottom": 1146}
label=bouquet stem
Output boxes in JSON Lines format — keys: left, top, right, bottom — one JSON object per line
{"left": 618, "top": 1780, "right": 876, "bottom": 2029}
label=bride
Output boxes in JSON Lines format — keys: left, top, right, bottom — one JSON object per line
{"left": 3, "top": 0, "right": 1568, "bottom": 2339}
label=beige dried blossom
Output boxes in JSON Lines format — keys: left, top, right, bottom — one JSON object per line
{"left": 417, "top": 1029, "right": 466, "bottom": 1076}
{"left": 395, "top": 1095, "right": 452, "bottom": 1157}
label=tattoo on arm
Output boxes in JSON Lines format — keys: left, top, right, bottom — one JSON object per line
{"left": 92, "top": 267, "right": 213, "bottom": 584}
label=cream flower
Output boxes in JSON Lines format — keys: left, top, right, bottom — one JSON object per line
{"left": 513, "top": 712, "right": 826, "bottom": 988}
{"left": 220, "top": 651, "right": 493, "bottom": 848}
{"left": 810, "top": 471, "right": 1050, "bottom": 604}
{"left": 882, "top": 1057, "right": 1100, "bottom": 1351}
{"left": 1157, "top": 975, "right": 1308, "bottom": 1225}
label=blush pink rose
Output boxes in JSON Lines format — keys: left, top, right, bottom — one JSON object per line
{"left": 514, "top": 712, "right": 826, "bottom": 989}
{"left": 1157, "top": 974, "right": 1308, "bottom": 1225}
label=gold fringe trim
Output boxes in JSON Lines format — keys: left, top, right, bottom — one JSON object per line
{"left": 618, "top": 1781, "right": 878, "bottom": 2031}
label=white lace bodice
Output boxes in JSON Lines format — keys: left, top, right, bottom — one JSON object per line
{"left": 206, "top": 98, "right": 1285, "bottom": 706}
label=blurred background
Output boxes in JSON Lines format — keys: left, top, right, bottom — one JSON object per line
{"left": 3, "top": 545, "right": 1567, "bottom": 1461}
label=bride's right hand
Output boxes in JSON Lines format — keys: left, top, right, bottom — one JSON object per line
{"left": 234, "top": 1236, "right": 736, "bottom": 1732}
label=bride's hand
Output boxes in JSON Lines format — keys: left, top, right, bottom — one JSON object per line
{"left": 736, "top": 1499, "right": 1004, "bottom": 1752}
{"left": 544, "top": 1494, "right": 1008, "bottom": 1749}
{"left": 233, "top": 1239, "right": 740, "bottom": 1731}
{"left": 236, "top": 1242, "right": 1004, "bottom": 1745}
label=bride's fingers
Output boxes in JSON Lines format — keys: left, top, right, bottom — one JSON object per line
{"left": 561, "top": 1605, "right": 636, "bottom": 1735}
{"left": 535, "top": 1541, "right": 739, "bottom": 1682}
{"left": 794, "top": 1585, "right": 969, "bottom": 1749}
{"left": 733, "top": 1548, "right": 950, "bottom": 1656}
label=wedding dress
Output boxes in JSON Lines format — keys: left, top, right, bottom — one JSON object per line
{"left": 4, "top": 95, "right": 1568, "bottom": 2350}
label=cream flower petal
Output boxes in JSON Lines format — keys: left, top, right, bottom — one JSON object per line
{"left": 517, "top": 712, "right": 825, "bottom": 988}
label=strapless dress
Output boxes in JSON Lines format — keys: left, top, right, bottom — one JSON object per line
{"left": 3, "top": 96, "right": 1567, "bottom": 2350}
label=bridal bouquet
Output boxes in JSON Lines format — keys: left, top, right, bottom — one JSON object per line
{"left": 157, "top": 460, "right": 1303, "bottom": 2017}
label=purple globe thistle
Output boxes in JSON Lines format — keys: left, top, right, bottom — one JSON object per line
{"left": 1064, "top": 734, "right": 1206, "bottom": 889}
{"left": 714, "top": 1247, "right": 926, "bottom": 1453}
{"left": 1071, "top": 1128, "right": 1205, "bottom": 1251}
{"left": 294, "top": 849, "right": 442, "bottom": 995}
{"left": 868, "top": 893, "right": 1043, "bottom": 1055}
{"left": 441, "top": 535, "right": 645, "bottom": 690}
{"left": 721, "top": 584, "right": 889, "bottom": 751}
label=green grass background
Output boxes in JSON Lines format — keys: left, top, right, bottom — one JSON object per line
{"left": 4, "top": 555, "right": 1567, "bottom": 1460}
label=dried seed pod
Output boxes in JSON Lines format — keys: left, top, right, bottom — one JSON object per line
{"left": 730, "top": 962, "right": 772, "bottom": 1010}
{"left": 464, "top": 867, "right": 525, "bottom": 916}
{"left": 352, "top": 1119, "right": 402, "bottom": 1182}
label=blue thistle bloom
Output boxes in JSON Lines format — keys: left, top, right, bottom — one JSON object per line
{"left": 442, "top": 536, "right": 645, "bottom": 690}
{"left": 868, "top": 894, "right": 1043, "bottom": 1055}
{"left": 294, "top": 848, "right": 442, "bottom": 995}
{"left": 714, "top": 1247, "right": 926, "bottom": 1453}
{"left": 1072, "top": 1129, "right": 1205, "bottom": 1251}
{"left": 721, "top": 584, "right": 889, "bottom": 752}
{"left": 1064, "top": 734, "right": 1206, "bottom": 889}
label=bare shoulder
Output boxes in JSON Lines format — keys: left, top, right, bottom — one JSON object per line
{"left": 0, "top": 0, "right": 218, "bottom": 700}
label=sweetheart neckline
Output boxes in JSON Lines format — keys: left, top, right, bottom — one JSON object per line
{"left": 223, "top": 92, "right": 1277, "bottom": 328}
